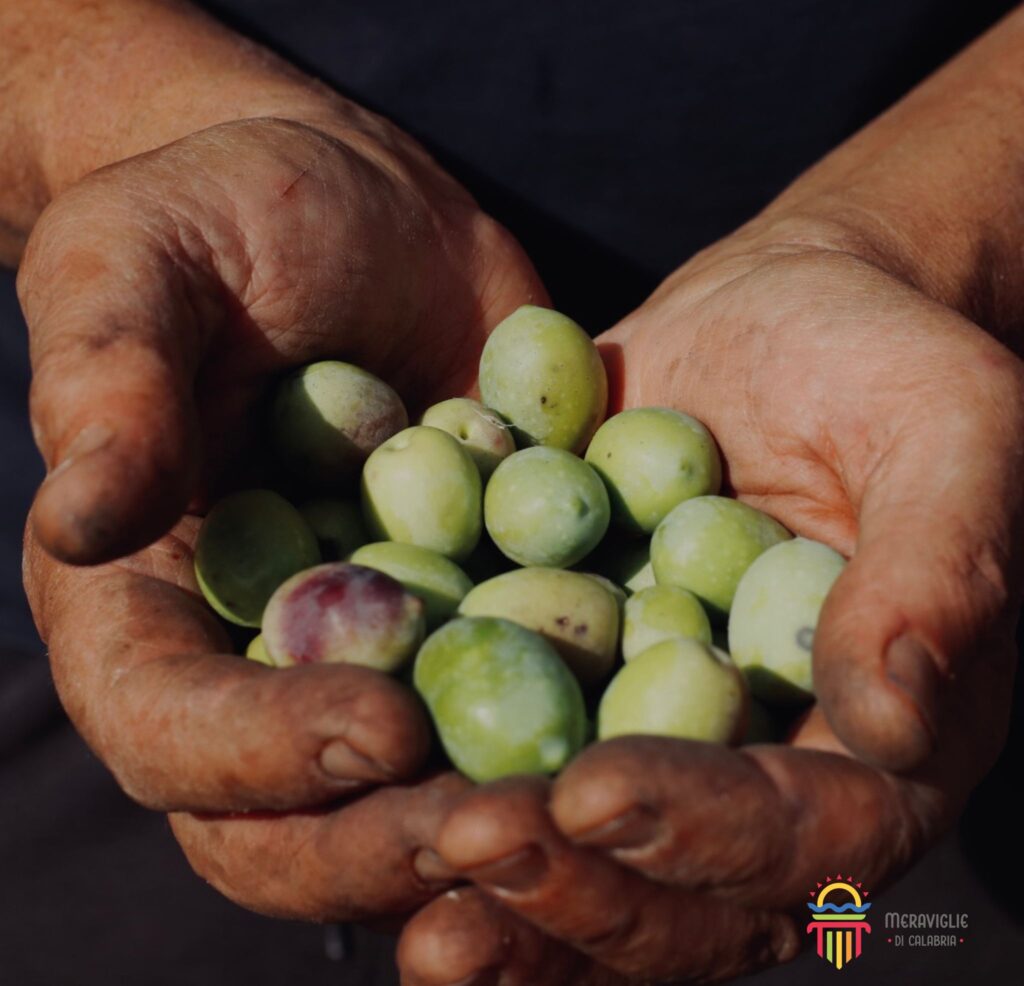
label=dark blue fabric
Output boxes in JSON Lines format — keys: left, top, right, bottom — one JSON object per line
{"left": 207, "top": 0, "right": 1014, "bottom": 327}
{"left": 1, "top": 2, "right": 1022, "bottom": 983}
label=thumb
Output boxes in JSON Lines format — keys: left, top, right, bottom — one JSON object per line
{"left": 19, "top": 197, "right": 205, "bottom": 565}
{"left": 813, "top": 386, "right": 1024, "bottom": 773}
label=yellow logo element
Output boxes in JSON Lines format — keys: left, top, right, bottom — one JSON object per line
{"left": 806, "top": 877, "right": 872, "bottom": 970}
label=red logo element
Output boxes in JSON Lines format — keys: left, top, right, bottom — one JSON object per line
{"left": 806, "top": 879, "right": 872, "bottom": 970}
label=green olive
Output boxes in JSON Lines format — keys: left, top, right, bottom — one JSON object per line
{"left": 651, "top": 496, "right": 791, "bottom": 621}
{"left": 459, "top": 567, "right": 620, "bottom": 687}
{"left": 194, "top": 489, "right": 320, "bottom": 627}
{"left": 414, "top": 617, "right": 587, "bottom": 782}
{"left": 585, "top": 408, "right": 721, "bottom": 533}
{"left": 479, "top": 305, "right": 607, "bottom": 452}
{"left": 729, "top": 537, "right": 846, "bottom": 704}
{"left": 598, "top": 638, "right": 747, "bottom": 744}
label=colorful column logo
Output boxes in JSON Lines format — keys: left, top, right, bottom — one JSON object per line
{"left": 806, "top": 878, "right": 872, "bottom": 970}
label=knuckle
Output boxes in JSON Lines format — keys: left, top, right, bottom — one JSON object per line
{"left": 272, "top": 664, "right": 427, "bottom": 778}
{"left": 335, "top": 669, "right": 429, "bottom": 767}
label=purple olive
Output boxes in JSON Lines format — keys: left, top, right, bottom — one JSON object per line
{"left": 262, "top": 562, "right": 425, "bottom": 672}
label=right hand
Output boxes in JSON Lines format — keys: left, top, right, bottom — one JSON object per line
{"left": 20, "top": 112, "right": 545, "bottom": 920}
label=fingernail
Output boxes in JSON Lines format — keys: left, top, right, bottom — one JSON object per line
{"left": 319, "top": 738, "right": 395, "bottom": 783}
{"left": 568, "top": 804, "right": 661, "bottom": 850}
{"left": 412, "top": 847, "right": 458, "bottom": 886}
{"left": 884, "top": 635, "right": 941, "bottom": 749}
{"left": 46, "top": 423, "right": 115, "bottom": 478}
{"left": 466, "top": 844, "right": 547, "bottom": 893}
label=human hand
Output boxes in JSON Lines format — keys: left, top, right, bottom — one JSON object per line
{"left": 396, "top": 217, "right": 1023, "bottom": 984}
{"left": 20, "top": 113, "right": 544, "bottom": 921}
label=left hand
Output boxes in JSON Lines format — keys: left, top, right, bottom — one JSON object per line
{"left": 18, "top": 113, "right": 544, "bottom": 927}
{"left": 397, "top": 215, "right": 1023, "bottom": 984}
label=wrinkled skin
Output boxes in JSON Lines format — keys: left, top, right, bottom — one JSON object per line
{"left": 17, "top": 105, "right": 1023, "bottom": 986}
{"left": 20, "top": 114, "right": 546, "bottom": 922}
{"left": 396, "top": 220, "right": 1024, "bottom": 984}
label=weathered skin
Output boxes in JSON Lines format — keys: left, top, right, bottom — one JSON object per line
{"left": 484, "top": 447, "right": 609, "bottom": 568}
{"left": 7, "top": 45, "right": 552, "bottom": 957}
{"left": 729, "top": 537, "right": 847, "bottom": 704}
{"left": 598, "top": 638, "right": 747, "bottom": 744}
{"left": 622, "top": 583, "right": 712, "bottom": 660}
{"left": 420, "top": 397, "right": 516, "bottom": 480}
{"left": 349, "top": 541, "right": 473, "bottom": 629}
{"left": 651, "top": 496, "right": 791, "bottom": 621}
{"left": 299, "top": 498, "right": 370, "bottom": 560}
{"left": 479, "top": 305, "right": 608, "bottom": 453}
{"left": 271, "top": 360, "right": 408, "bottom": 489}
{"left": 244, "top": 633, "right": 274, "bottom": 666}
{"left": 262, "top": 562, "right": 425, "bottom": 672}
{"left": 585, "top": 407, "right": 722, "bottom": 534}
{"left": 16, "top": 4, "right": 1024, "bottom": 973}
{"left": 459, "top": 568, "right": 620, "bottom": 687}
{"left": 361, "top": 426, "right": 482, "bottom": 560}
{"left": 194, "top": 489, "right": 321, "bottom": 627}
{"left": 414, "top": 617, "right": 587, "bottom": 782}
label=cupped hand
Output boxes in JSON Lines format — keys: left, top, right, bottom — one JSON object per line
{"left": 397, "top": 219, "right": 1023, "bottom": 984}
{"left": 20, "top": 113, "right": 545, "bottom": 920}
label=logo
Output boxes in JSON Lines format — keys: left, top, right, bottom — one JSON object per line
{"left": 806, "top": 877, "right": 872, "bottom": 970}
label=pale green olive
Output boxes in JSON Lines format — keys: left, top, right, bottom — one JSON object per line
{"left": 414, "top": 617, "right": 587, "bottom": 782}
{"left": 585, "top": 408, "right": 721, "bottom": 533}
{"left": 350, "top": 541, "right": 473, "bottom": 629}
{"left": 622, "top": 584, "right": 712, "bottom": 660}
{"left": 484, "top": 447, "right": 609, "bottom": 568}
{"left": 598, "top": 638, "right": 747, "bottom": 744}
{"left": 729, "top": 537, "right": 846, "bottom": 704}
{"left": 362, "top": 426, "right": 482, "bottom": 560}
{"left": 194, "top": 489, "right": 320, "bottom": 627}
{"left": 459, "top": 567, "right": 620, "bottom": 687}
{"left": 271, "top": 361, "right": 407, "bottom": 488}
{"left": 244, "top": 634, "right": 274, "bottom": 666}
{"left": 651, "top": 496, "right": 791, "bottom": 621}
{"left": 479, "top": 305, "right": 607, "bottom": 453}
{"left": 420, "top": 397, "right": 515, "bottom": 480}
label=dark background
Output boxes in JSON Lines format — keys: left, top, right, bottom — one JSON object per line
{"left": 1, "top": 1, "right": 1022, "bottom": 982}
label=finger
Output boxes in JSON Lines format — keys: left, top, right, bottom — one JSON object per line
{"left": 398, "top": 887, "right": 625, "bottom": 986}
{"left": 25, "top": 521, "right": 431, "bottom": 811}
{"left": 550, "top": 736, "right": 922, "bottom": 908}
{"left": 550, "top": 640, "right": 1014, "bottom": 910}
{"left": 172, "top": 772, "right": 469, "bottom": 921}
{"left": 397, "top": 890, "right": 617, "bottom": 986}
{"left": 814, "top": 347, "right": 1024, "bottom": 771}
{"left": 18, "top": 180, "right": 214, "bottom": 564}
{"left": 435, "top": 778, "right": 799, "bottom": 982}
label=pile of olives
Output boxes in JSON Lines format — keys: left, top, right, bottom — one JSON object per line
{"left": 195, "top": 305, "right": 846, "bottom": 782}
